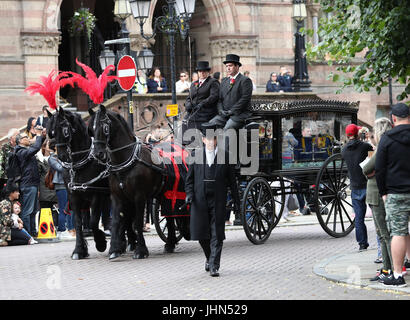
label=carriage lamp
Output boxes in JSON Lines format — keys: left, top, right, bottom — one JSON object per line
{"left": 292, "top": 0, "right": 311, "bottom": 92}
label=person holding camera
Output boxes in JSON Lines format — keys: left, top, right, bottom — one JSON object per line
{"left": 14, "top": 125, "right": 46, "bottom": 236}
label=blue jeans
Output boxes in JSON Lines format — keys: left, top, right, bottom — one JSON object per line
{"left": 56, "top": 189, "right": 73, "bottom": 231}
{"left": 351, "top": 189, "right": 368, "bottom": 246}
{"left": 20, "top": 186, "right": 38, "bottom": 235}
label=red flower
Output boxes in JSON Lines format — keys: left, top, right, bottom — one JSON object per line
{"left": 194, "top": 81, "right": 199, "bottom": 88}
{"left": 230, "top": 78, "right": 235, "bottom": 87}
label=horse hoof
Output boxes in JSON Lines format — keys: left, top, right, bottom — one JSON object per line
{"left": 163, "top": 246, "right": 175, "bottom": 254}
{"left": 127, "top": 243, "right": 137, "bottom": 252}
{"left": 109, "top": 252, "right": 121, "bottom": 260}
{"left": 72, "top": 253, "right": 80, "bottom": 260}
{"left": 96, "top": 241, "right": 107, "bottom": 252}
{"left": 133, "top": 252, "right": 148, "bottom": 259}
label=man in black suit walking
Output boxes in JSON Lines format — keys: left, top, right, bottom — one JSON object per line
{"left": 183, "top": 61, "right": 220, "bottom": 146}
{"left": 207, "top": 54, "right": 253, "bottom": 130}
{"left": 185, "top": 124, "right": 239, "bottom": 277}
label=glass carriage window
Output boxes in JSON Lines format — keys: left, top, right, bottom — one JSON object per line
{"left": 257, "top": 120, "right": 273, "bottom": 160}
{"left": 281, "top": 112, "right": 348, "bottom": 169}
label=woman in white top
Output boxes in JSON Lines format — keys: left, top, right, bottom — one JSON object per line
{"left": 175, "top": 70, "right": 191, "bottom": 93}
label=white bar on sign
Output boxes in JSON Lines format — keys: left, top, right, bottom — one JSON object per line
{"left": 118, "top": 69, "right": 136, "bottom": 77}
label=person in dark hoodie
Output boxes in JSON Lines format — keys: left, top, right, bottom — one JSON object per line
{"left": 375, "top": 103, "right": 410, "bottom": 288}
{"left": 14, "top": 127, "right": 46, "bottom": 236}
{"left": 342, "top": 123, "right": 373, "bottom": 251}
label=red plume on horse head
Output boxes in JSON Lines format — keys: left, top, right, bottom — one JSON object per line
{"left": 68, "top": 58, "right": 118, "bottom": 105}
{"left": 24, "top": 70, "right": 74, "bottom": 110}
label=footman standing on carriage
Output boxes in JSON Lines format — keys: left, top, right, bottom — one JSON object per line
{"left": 185, "top": 124, "right": 239, "bottom": 277}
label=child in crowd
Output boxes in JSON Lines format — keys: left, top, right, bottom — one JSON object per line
{"left": 12, "top": 201, "right": 38, "bottom": 245}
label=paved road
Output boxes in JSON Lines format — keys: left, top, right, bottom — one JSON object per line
{"left": 0, "top": 220, "right": 409, "bottom": 301}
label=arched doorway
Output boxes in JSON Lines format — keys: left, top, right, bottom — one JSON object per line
{"left": 150, "top": 0, "right": 210, "bottom": 84}
{"left": 58, "top": 0, "right": 120, "bottom": 110}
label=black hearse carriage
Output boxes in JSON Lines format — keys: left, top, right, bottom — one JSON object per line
{"left": 239, "top": 99, "right": 360, "bottom": 244}
{"left": 153, "top": 98, "right": 360, "bottom": 245}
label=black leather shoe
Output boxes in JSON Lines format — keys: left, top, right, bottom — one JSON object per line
{"left": 210, "top": 267, "right": 219, "bottom": 277}
{"left": 205, "top": 261, "right": 210, "bottom": 272}
{"left": 359, "top": 243, "right": 369, "bottom": 251}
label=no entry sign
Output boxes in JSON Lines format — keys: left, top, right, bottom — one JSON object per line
{"left": 117, "top": 55, "right": 137, "bottom": 91}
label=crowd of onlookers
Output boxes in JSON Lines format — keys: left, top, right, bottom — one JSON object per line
{"left": 132, "top": 65, "right": 296, "bottom": 94}
{"left": 0, "top": 107, "right": 107, "bottom": 247}
{"left": 342, "top": 103, "right": 410, "bottom": 288}
{"left": 132, "top": 67, "right": 261, "bottom": 94}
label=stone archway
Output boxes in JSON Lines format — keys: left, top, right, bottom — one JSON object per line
{"left": 43, "top": 0, "right": 63, "bottom": 31}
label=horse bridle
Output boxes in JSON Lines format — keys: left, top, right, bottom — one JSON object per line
{"left": 54, "top": 115, "right": 109, "bottom": 191}
{"left": 55, "top": 118, "right": 93, "bottom": 168}
{"left": 92, "top": 110, "right": 165, "bottom": 176}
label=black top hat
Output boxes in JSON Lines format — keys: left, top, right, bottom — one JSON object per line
{"left": 223, "top": 54, "right": 242, "bottom": 67}
{"left": 195, "top": 61, "right": 211, "bottom": 71}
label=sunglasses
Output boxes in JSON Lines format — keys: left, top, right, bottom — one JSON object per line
{"left": 180, "top": 74, "right": 186, "bottom": 77}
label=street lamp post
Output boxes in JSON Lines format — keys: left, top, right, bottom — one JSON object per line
{"left": 292, "top": 0, "right": 311, "bottom": 92}
{"left": 113, "top": 0, "right": 135, "bottom": 130}
{"left": 130, "top": 0, "right": 196, "bottom": 130}
{"left": 99, "top": 45, "right": 117, "bottom": 101}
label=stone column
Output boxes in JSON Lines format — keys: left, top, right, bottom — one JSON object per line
{"left": 209, "top": 37, "right": 259, "bottom": 76}
{"left": 21, "top": 31, "right": 61, "bottom": 83}
{"left": 307, "top": 2, "right": 321, "bottom": 46}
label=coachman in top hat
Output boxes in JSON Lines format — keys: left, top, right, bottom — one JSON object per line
{"left": 185, "top": 123, "right": 240, "bottom": 277}
{"left": 206, "top": 54, "right": 253, "bottom": 130}
{"left": 183, "top": 61, "right": 220, "bottom": 145}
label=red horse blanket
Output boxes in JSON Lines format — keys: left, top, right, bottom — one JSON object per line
{"left": 154, "top": 142, "right": 190, "bottom": 217}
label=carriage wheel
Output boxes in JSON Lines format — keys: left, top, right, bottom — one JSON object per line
{"left": 152, "top": 199, "right": 184, "bottom": 244}
{"left": 241, "top": 177, "right": 277, "bottom": 244}
{"left": 314, "top": 153, "right": 355, "bottom": 238}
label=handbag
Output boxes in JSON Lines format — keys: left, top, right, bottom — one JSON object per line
{"left": 287, "top": 194, "right": 299, "bottom": 211}
{"left": 45, "top": 168, "right": 55, "bottom": 190}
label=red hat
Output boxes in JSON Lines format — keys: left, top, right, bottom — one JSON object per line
{"left": 345, "top": 124, "right": 359, "bottom": 137}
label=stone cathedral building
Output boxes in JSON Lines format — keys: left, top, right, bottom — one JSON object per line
{"left": 0, "top": 0, "right": 402, "bottom": 138}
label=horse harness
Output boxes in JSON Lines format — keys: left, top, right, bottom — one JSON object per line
{"left": 55, "top": 117, "right": 110, "bottom": 193}
{"left": 93, "top": 111, "right": 168, "bottom": 197}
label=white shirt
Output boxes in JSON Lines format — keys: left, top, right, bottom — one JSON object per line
{"left": 230, "top": 72, "right": 240, "bottom": 80}
{"left": 175, "top": 80, "right": 191, "bottom": 93}
{"left": 205, "top": 147, "right": 217, "bottom": 167}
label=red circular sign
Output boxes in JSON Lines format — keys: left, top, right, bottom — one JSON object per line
{"left": 117, "top": 55, "right": 137, "bottom": 91}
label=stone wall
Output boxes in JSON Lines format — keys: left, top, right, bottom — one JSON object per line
{"left": 0, "top": 0, "right": 405, "bottom": 140}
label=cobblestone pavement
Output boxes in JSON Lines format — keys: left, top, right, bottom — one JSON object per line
{"left": 0, "top": 220, "right": 409, "bottom": 300}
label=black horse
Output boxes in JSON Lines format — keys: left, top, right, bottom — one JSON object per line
{"left": 47, "top": 107, "right": 118, "bottom": 259}
{"left": 88, "top": 105, "right": 189, "bottom": 260}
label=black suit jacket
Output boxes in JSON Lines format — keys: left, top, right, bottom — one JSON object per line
{"left": 217, "top": 73, "right": 253, "bottom": 122}
{"left": 185, "top": 148, "right": 238, "bottom": 241}
{"left": 185, "top": 77, "right": 219, "bottom": 123}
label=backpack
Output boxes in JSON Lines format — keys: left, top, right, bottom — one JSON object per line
{"left": 6, "top": 150, "right": 22, "bottom": 183}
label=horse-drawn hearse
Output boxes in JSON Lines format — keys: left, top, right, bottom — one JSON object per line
{"left": 153, "top": 98, "right": 360, "bottom": 245}
{"left": 48, "top": 96, "right": 359, "bottom": 260}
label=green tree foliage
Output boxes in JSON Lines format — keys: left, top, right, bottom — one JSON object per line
{"left": 306, "top": 0, "right": 410, "bottom": 101}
